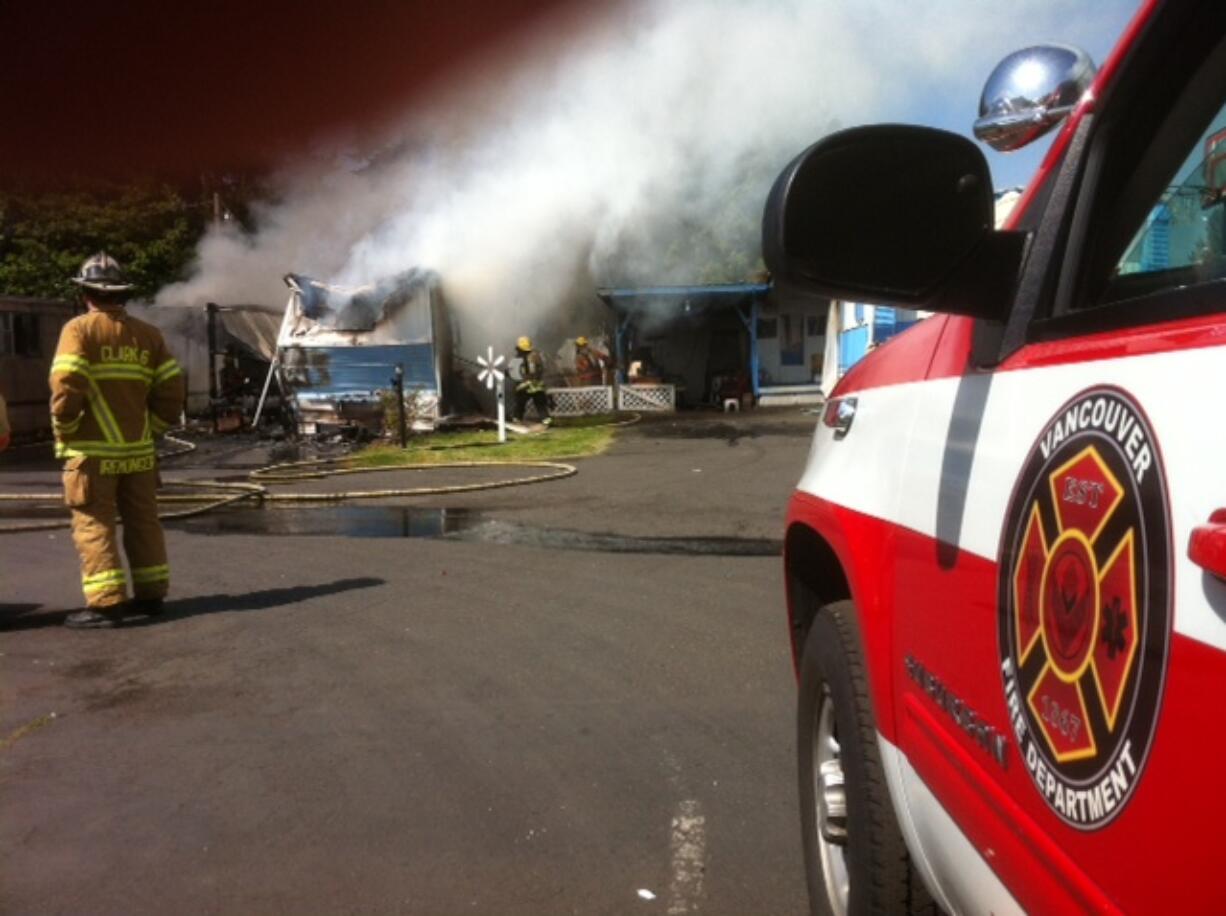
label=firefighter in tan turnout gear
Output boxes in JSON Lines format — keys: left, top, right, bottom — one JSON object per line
{"left": 51, "top": 253, "right": 185, "bottom": 629}
{"left": 513, "top": 336, "right": 551, "bottom": 426}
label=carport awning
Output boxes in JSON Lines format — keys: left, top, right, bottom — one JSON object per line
{"left": 598, "top": 282, "right": 774, "bottom": 398}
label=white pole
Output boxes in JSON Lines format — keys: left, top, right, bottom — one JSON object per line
{"left": 496, "top": 382, "right": 507, "bottom": 443}
{"left": 478, "top": 345, "right": 508, "bottom": 442}
{"left": 252, "top": 353, "right": 280, "bottom": 428}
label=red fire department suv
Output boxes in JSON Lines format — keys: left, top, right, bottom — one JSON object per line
{"left": 769, "top": 1, "right": 1226, "bottom": 912}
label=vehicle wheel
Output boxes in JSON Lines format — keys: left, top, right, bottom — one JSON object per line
{"left": 798, "top": 600, "right": 937, "bottom": 916}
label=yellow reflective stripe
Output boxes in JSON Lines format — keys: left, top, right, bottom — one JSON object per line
{"left": 131, "top": 564, "right": 170, "bottom": 584}
{"left": 83, "top": 584, "right": 125, "bottom": 595}
{"left": 55, "top": 440, "right": 156, "bottom": 459}
{"left": 84, "top": 378, "right": 124, "bottom": 444}
{"left": 83, "top": 582, "right": 125, "bottom": 595}
{"left": 153, "top": 359, "right": 182, "bottom": 383}
{"left": 83, "top": 569, "right": 127, "bottom": 585}
{"left": 52, "top": 414, "right": 83, "bottom": 433}
{"left": 149, "top": 414, "right": 171, "bottom": 435}
{"left": 82, "top": 569, "right": 128, "bottom": 592}
{"left": 51, "top": 355, "right": 91, "bottom": 377}
{"left": 92, "top": 365, "right": 154, "bottom": 382}
{"left": 51, "top": 358, "right": 161, "bottom": 381}
{"left": 54, "top": 356, "right": 127, "bottom": 447}
{"left": 64, "top": 441, "right": 153, "bottom": 455}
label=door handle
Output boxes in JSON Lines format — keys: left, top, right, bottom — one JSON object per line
{"left": 1188, "top": 509, "right": 1226, "bottom": 580}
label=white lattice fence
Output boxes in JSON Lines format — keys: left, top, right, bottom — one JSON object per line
{"left": 618, "top": 384, "right": 676, "bottom": 412}
{"left": 547, "top": 386, "right": 614, "bottom": 416}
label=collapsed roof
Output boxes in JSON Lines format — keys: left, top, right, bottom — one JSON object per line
{"left": 284, "top": 268, "right": 437, "bottom": 333}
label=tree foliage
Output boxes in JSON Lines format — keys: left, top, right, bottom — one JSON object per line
{"left": 0, "top": 176, "right": 261, "bottom": 302}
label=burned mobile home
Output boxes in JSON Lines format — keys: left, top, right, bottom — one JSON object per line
{"left": 127, "top": 302, "right": 281, "bottom": 417}
{"left": 277, "top": 269, "right": 452, "bottom": 436}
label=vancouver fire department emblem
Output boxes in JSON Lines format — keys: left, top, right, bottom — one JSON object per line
{"left": 997, "top": 387, "right": 1171, "bottom": 829}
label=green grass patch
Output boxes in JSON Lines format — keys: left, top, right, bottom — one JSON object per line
{"left": 353, "top": 422, "right": 617, "bottom": 467}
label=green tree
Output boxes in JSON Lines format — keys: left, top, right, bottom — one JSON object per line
{"left": 0, "top": 177, "right": 260, "bottom": 302}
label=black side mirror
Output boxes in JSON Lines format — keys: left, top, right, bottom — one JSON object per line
{"left": 763, "top": 125, "right": 1025, "bottom": 321}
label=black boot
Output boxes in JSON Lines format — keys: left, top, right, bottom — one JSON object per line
{"left": 64, "top": 609, "right": 121, "bottom": 629}
{"left": 128, "top": 597, "right": 165, "bottom": 618}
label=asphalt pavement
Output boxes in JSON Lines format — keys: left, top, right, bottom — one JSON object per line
{"left": 0, "top": 410, "right": 817, "bottom": 915}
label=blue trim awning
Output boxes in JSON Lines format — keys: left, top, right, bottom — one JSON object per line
{"left": 597, "top": 283, "right": 770, "bottom": 307}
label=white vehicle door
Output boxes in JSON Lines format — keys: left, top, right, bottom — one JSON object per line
{"left": 895, "top": 14, "right": 1226, "bottom": 913}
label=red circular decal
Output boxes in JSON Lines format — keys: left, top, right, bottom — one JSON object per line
{"left": 998, "top": 387, "right": 1171, "bottom": 829}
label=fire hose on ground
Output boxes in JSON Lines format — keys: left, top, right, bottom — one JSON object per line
{"left": 0, "top": 433, "right": 594, "bottom": 535}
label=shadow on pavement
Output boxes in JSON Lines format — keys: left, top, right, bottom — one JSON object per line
{"left": 0, "top": 603, "right": 45, "bottom": 626}
{"left": 0, "top": 578, "right": 384, "bottom": 632}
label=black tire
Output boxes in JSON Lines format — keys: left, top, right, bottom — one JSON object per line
{"left": 798, "top": 600, "right": 938, "bottom": 916}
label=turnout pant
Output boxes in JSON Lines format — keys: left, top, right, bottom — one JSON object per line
{"left": 63, "top": 457, "right": 169, "bottom": 609}
{"left": 514, "top": 387, "right": 549, "bottom": 421}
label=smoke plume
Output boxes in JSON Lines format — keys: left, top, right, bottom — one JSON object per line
{"left": 157, "top": 0, "right": 1128, "bottom": 349}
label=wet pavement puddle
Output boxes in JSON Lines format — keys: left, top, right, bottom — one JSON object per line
{"left": 165, "top": 505, "right": 783, "bottom": 557}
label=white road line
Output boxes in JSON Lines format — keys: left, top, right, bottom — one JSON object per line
{"left": 667, "top": 799, "right": 706, "bottom": 915}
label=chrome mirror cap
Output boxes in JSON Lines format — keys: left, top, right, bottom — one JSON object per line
{"left": 973, "top": 44, "right": 1096, "bottom": 152}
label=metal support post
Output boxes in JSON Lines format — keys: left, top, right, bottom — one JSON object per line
{"left": 252, "top": 353, "right": 280, "bottom": 429}
{"left": 496, "top": 378, "right": 507, "bottom": 443}
{"left": 206, "top": 302, "right": 219, "bottom": 430}
{"left": 749, "top": 299, "right": 761, "bottom": 400}
{"left": 392, "top": 364, "right": 407, "bottom": 448}
{"left": 615, "top": 314, "right": 634, "bottom": 384}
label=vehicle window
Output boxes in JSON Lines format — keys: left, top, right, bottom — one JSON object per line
{"left": 1108, "top": 104, "right": 1226, "bottom": 296}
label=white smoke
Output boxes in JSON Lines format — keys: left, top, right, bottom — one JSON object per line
{"left": 157, "top": 0, "right": 1131, "bottom": 346}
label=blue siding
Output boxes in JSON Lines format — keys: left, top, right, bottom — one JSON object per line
{"left": 872, "top": 306, "right": 920, "bottom": 348}
{"left": 284, "top": 344, "right": 437, "bottom": 396}
{"left": 838, "top": 325, "right": 869, "bottom": 374}
{"left": 873, "top": 306, "right": 896, "bottom": 338}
